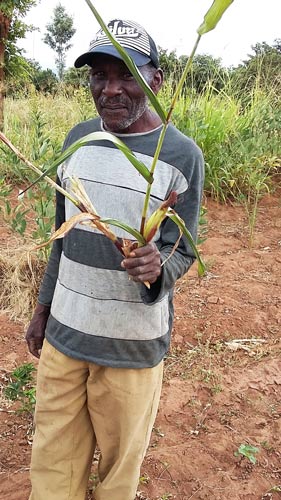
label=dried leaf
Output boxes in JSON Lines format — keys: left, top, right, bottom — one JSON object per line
{"left": 34, "top": 213, "right": 97, "bottom": 249}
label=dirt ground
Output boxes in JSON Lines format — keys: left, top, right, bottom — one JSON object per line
{"left": 0, "top": 194, "right": 280, "bottom": 500}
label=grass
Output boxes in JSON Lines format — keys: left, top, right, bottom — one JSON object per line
{"left": 1, "top": 83, "right": 279, "bottom": 214}
{"left": 1, "top": 82, "right": 280, "bottom": 198}
{"left": 0, "top": 244, "right": 45, "bottom": 322}
{"left": 1, "top": 88, "right": 95, "bottom": 183}
{"left": 2, "top": 86, "right": 279, "bottom": 250}
{"left": 172, "top": 86, "right": 280, "bottom": 203}
{"left": 164, "top": 335, "right": 226, "bottom": 382}
{"left": 4, "top": 362, "right": 36, "bottom": 414}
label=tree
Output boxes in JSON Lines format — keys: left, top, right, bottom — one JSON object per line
{"left": 63, "top": 66, "right": 89, "bottom": 89}
{"left": 158, "top": 47, "right": 179, "bottom": 80}
{"left": 181, "top": 54, "right": 228, "bottom": 93}
{"left": 230, "top": 39, "right": 281, "bottom": 96}
{"left": 0, "top": 0, "right": 37, "bottom": 129}
{"left": 25, "top": 59, "right": 59, "bottom": 94}
{"left": 43, "top": 4, "right": 76, "bottom": 80}
{"left": 158, "top": 47, "right": 228, "bottom": 94}
{"left": 5, "top": 56, "right": 34, "bottom": 96}
{"left": 33, "top": 67, "right": 58, "bottom": 94}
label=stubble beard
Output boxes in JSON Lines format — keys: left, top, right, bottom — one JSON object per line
{"left": 102, "top": 96, "right": 149, "bottom": 132}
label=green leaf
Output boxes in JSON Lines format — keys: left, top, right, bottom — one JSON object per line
{"left": 235, "top": 444, "right": 259, "bottom": 464}
{"left": 100, "top": 218, "right": 146, "bottom": 246}
{"left": 197, "top": 0, "right": 234, "bottom": 35}
{"left": 83, "top": 0, "right": 167, "bottom": 123}
{"left": 32, "top": 131, "right": 153, "bottom": 186}
{"left": 167, "top": 210, "right": 206, "bottom": 276}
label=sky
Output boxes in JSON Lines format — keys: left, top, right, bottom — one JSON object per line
{"left": 19, "top": 0, "right": 281, "bottom": 72}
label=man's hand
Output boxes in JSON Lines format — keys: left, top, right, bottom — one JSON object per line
{"left": 121, "top": 242, "right": 161, "bottom": 285}
{"left": 25, "top": 303, "right": 50, "bottom": 358}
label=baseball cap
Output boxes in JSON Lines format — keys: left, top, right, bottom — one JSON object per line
{"left": 74, "top": 19, "right": 159, "bottom": 69}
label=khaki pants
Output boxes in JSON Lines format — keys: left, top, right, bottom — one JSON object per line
{"left": 29, "top": 339, "right": 163, "bottom": 500}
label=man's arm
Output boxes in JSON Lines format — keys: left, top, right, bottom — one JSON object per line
{"left": 122, "top": 145, "right": 204, "bottom": 302}
{"left": 26, "top": 180, "right": 65, "bottom": 357}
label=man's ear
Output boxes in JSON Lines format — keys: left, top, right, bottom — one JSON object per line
{"left": 151, "top": 68, "right": 164, "bottom": 95}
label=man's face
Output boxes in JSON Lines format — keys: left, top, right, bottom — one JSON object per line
{"left": 89, "top": 54, "right": 155, "bottom": 133}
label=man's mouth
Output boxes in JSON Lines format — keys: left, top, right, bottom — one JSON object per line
{"left": 100, "top": 98, "right": 128, "bottom": 110}
{"left": 102, "top": 104, "right": 127, "bottom": 110}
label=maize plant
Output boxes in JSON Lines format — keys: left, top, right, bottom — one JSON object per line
{"left": 0, "top": 0, "right": 234, "bottom": 280}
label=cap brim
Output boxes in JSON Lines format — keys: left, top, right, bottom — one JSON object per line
{"left": 74, "top": 45, "right": 151, "bottom": 68}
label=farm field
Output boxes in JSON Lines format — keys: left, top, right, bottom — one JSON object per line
{"left": 0, "top": 193, "right": 280, "bottom": 500}
{"left": 0, "top": 0, "right": 280, "bottom": 496}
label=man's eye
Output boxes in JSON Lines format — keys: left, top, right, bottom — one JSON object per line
{"left": 91, "top": 71, "right": 105, "bottom": 79}
{"left": 123, "top": 73, "right": 134, "bottom": 80}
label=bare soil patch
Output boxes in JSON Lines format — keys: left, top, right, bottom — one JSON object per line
{"left": 0, "top": 195, "right": 280, "bottom": 500}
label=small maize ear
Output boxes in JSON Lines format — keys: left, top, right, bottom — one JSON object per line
{"left": 143, "top": 191, "right": 177, "bottom": 242}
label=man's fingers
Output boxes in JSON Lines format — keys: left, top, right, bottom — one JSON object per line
{"left": 121, "top": 242, "right": 161, "bottom": 284}
{"left": 129, "top": 242, "right": 158, "bottom": 258}
{"left": 122, "top": 253, "right": 159, "bottom": 270}
{"left": 128, "top": 263, "right": 161, "bottom": 282}
{"left": 129, "top": 246, "right": 153, "bottom": 257}
{"left": 123, "top": 258, "right": 151, "bottom": 272}
{"left": 27, "top": 338, "right": 42, "bottom": 359}
{"left": 130, "top": 272, "right": 159, "bottom": 284}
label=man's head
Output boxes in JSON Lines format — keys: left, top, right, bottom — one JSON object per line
{"left": 74, "top": 20, "right": 163, "bottom": 133}
{"left": 74, "top": 19, "right": 159, "bottom": 70}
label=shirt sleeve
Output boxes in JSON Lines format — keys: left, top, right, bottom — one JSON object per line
{"left": 38, "top": 176, "right": 65, "bottom": 306}
{"left": 141, "top": 144, "right": 205, "bottom": 304}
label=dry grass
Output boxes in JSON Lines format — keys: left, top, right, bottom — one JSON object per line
{"left": 0, "top": 246, "right": 45, "bottom": 324}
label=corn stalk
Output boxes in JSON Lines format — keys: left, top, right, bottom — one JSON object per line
{"left": 84, "top": 0, "right": 233, "bottom": 234}
{"left": 0, "top": 0, "right": 234, "bottom": 279}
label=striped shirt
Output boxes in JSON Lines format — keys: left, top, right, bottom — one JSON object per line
{"left": 38, "top": 118, "right": 204, "bottom": 368}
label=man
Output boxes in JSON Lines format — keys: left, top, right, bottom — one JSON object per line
{"left": 26, "top": 19, "right": 204, "bottom": 500}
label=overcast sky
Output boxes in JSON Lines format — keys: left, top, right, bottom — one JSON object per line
{"left": 19, "top": 0, "right": 281, "bottom": 71}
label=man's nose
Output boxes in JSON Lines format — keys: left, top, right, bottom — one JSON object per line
{"left": 102, "top": 79, "right": 122, "bottom": 96}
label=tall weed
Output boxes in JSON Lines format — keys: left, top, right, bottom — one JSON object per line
{"left": 0, "top": 90, "right": 96, "bottom": 257}
{"left": 174, "top": 85, "right": 280, "bottom": 202}
{"left": 1, "top": 89, "right": 95, "bottom": 182}
{"left": 1, "top": 84, "right": 280, "bottom": 250}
